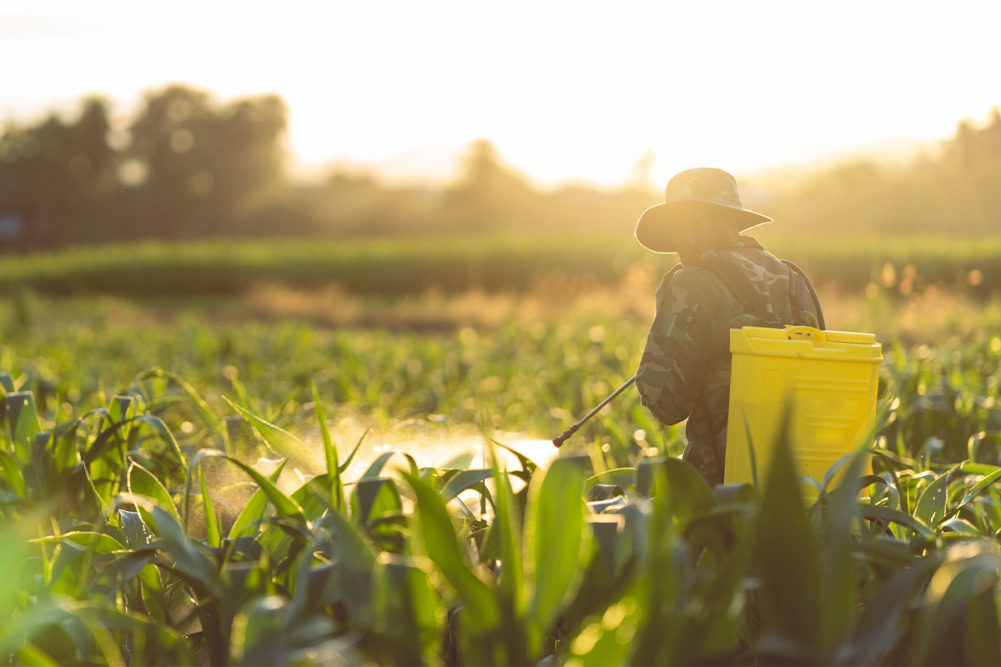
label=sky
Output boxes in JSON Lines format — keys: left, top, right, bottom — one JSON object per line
{"left": 1, "top": 1, "right": 1000, "bottom": 188}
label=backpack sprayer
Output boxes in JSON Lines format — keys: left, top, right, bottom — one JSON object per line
{"left": 551, "top": 259, "right": 827, "bottom": 450}
{"left": 552, "top": 375, "right": 636, "bottom": 448}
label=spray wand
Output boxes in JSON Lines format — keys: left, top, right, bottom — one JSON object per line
{"left": 552, "top": 375, "right": 637, "bottom": 448}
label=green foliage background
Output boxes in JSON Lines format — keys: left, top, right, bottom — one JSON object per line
{"left": 1, "top": 262, "right": 1001, "bottom": 663}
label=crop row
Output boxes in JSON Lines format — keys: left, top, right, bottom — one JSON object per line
{"left": 2, "top": 288, "right": 1000, "bottom": 663}
{"left": 1, "top": 233, "right": 999, "bottom": 298}
{"left": 4, "top": 360, "right": 1001, "bottom": 664}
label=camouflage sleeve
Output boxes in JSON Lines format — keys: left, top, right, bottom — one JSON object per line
{"left": 635, "top": 273, "right": 710, "bottom": 425}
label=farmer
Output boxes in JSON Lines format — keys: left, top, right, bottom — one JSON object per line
{"left": 634, "top": 167, "right": 823, "bottom": 486}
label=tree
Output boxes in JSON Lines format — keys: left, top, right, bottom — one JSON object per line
{"left": 0, "top": 96, "right": 120, "bottom": 246}
{"left": 125, "top": 85, "right": 288, "bottom": 239}
{"left": 443, "top": 139, "right": 540, "bottom": 230}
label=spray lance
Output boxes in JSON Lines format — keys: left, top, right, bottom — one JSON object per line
{"left": 552, "top": 375, "right": 637, "bottom": 448}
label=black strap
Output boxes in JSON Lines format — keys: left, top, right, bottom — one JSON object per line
{"left": 782, "top": 260, "right": 826, "bottom": 330}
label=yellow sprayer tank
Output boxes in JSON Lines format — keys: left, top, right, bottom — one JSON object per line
{"left": 723, "top": 326, "right": 882, "bottom": 490}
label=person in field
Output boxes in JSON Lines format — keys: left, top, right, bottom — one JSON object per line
{"left": 634, "top": 167, "right": 823, "bottom": 486}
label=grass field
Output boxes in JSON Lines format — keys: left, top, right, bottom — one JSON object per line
{"left": 3, "top": 237, "right": 1001, "bottom": 664}
{"left": 1, "top": 233, "right": 1000, "bottom": 298}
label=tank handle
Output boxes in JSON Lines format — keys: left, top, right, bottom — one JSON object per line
{"left": 785, "top": 325, "right": 825, "bottom": 342}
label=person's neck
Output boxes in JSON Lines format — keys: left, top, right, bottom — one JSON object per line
{"left": 679, "top": 233, "right": 739, "bottom": 265}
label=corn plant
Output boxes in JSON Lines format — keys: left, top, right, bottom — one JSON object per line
{"left": 3, "top": 329, "right": 1001, "bottom": 666}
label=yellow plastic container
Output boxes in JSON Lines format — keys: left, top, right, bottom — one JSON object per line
{"left": 723, "top": 326, "right": 882, "bottom": 491}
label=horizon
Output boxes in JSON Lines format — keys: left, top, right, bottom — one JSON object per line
{"left": 2, "top": 2, "right": 1000, "bottom": 188}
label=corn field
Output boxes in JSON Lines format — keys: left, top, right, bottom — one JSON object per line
{"left": 2, "top": 312, "right": 1001, "bottom": 665}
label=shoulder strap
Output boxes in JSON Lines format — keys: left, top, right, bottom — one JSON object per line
{"left": 696, "top": 254, "right": 783, "bottom": 327}
{"left": 782, "top": 260, "right": 826, "bottom": 330}
{"left": 656, "top": 263, "right": 684, "bottom": 292}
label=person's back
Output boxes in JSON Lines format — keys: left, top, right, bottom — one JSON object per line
{"left": 632, "top": 168, "right": 822, "bottom": 486}
{"left": 636, "top": 234, "right": 820, "bottom": 485}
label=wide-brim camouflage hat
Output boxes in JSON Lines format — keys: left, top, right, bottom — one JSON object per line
{"left": 635, "top": 167, "right": 772, "bottom": 253}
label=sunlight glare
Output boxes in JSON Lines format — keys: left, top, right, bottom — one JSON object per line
{"left": 3, "top": 1, "right": 1001, "bottom": 185}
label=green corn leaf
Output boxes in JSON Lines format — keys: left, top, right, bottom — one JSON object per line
{"left": 909, "top": 549, "right": 1001, "bottom": 665}
{"left": 351, "top": 477, "right": 402, "bottom": 525}
{"left": 858, "top": 504, "right": 934, "bottom": 539}
{"left": 311, "top": 382, "right": 342, "bottom": 511}
{"left": 14, "top": 641, "right": 57, "bottom": 666}
{"left": 128, "top": 461, "right": 181, "bottom": 526}
{"left": 78, "top": 603, "right": 193, "bottom": 665}
{"left": 107, "top": 395, "right": 134, "bottom": 441}
{"left": 47, "top": 533, "right": 98, "bottom": 598}
{"left": 489, "top": 442, "right": 524, "bottom": 619}
{"left": 51, "top": 426, "right": 80, "bottom": 474}
{"left": 0, "top": 601, "right": 99, "bottom": 664}
{"left": 818, "top": 444, "right": 868, "bottom": 655}
{"left": 914, "top": 469, "right": 952, "bottom": 527}
{"left": 402, "top": 471, "right": 499, "bottom": 630}
{"left": 131, "top": 415, "right": 188, "bottom": 471}
{"left": 142, "top": 502, "right": 225, "bottom": 600}
{"left": 440, "top": 468, "right": 493, "bottom": 502}
{"left": 584, "top": 467, "right": 637, "bottom": 493}
{"left": 958, "top": 462, "right": 1001, "bottom": 476}
{"left": 840, "top": 556, "right": 941, "bottom": 665}
{"left": 940, "top": 517, "right": 982, "bottom": 537}
{"left": 338, "top": 428, "right": 369, "bottom": 473}
{"left": 84, "top": 414, "right": 187, "bottom": 472}
{"left": 403, "top": 452, "right": 419, "bottom": 477}
{"left": 360, "top": 450, "right": 398, "bottom": 480}
{"left": 197, "top": 450, "right": 306, "bottom": 523}
{"left": 199, "top": 465, "right": 221, "bottom": 548}
{"left": 525, "top": 457, "right": 587, "bottom": 649}
{"left": 660, "top": 457, "right": 717, "bottom": 523}
{"left": 317, "top": 503, "right": 378, "bottom": 571}
{"left": 6, "top": 392, "right": 40, "bottom": 465}
{"left": 119, "top": 509, "right": 151, "bottom": 548}
{"left": 21, "top": 601, "right": 175, "bottom": 663}
{"left": 223, "top": 396, "right": 322, "bottom": 470}
{"left": 750, "top": 432, "right": 821, "bottom": 651}
{"left": 228, "top": 459, "right": 306, "bottom": 523}
{"left": 372, "top": 553, "right": 443, "bottom": 664}
{"left": 957, "top": 467, "right": 1001, "bottom": 509}
{"left": 228, "top": 458, "right": 288, "bottom": 540}
{"left": 0, "top": 487, "right": 27, "bottom": 506}
{"left": 229, "top": 596, "right": 290, "bottom": 666}
{"left": 489, "top": 438, "right": 537, "bottom": 476}
{"left": 290, "top": 474, "right": 336, "bottom": 523}
{"left": 138, "top": 563, "right": 168, "bottom": 625}
{"left": 683, "top": 503, "right": 754, "bottom": 559}
{"left": 183, "top": 449, "right": 223, "bottom": 537}
{"left": 30, "top": 531, "right": 125, "bottom": 554}
{"left": 0, "top": 449, "right": 26, "bottom": 497}
{"left": 870, "top": 450, "right": 910, "bottom": 514}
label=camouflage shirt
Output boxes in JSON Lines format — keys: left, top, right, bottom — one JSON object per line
{"left": 636, "top": 235, "right": 821, "bottom": 486}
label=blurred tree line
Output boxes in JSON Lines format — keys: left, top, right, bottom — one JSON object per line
{"left": 1, "top": 83, "right": 999, "bottom": 249}
{"left": 0, "top": 85, "right": 286, "bottom": 246}
{"left": 0, "top": 84, "right": 654, "bottom": 248}
{"left": 751, "top": 107, "right": 1001, "bottom": 237}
